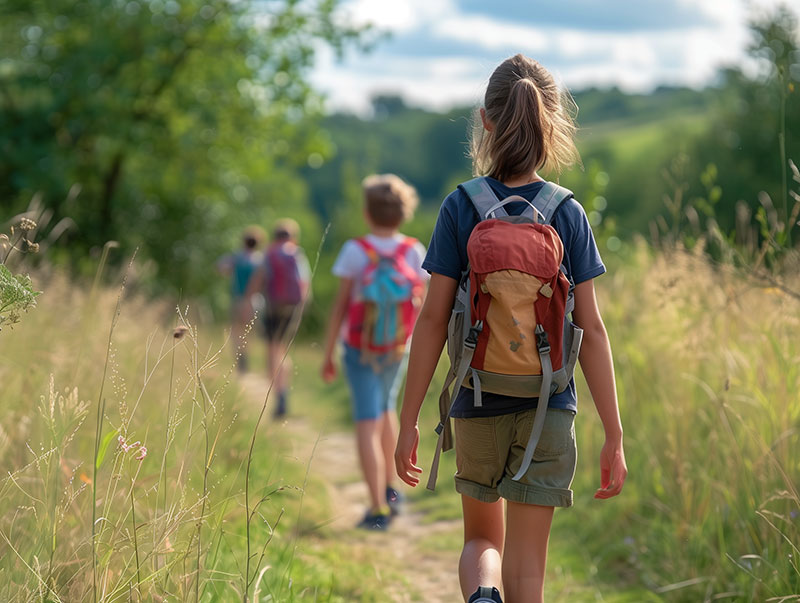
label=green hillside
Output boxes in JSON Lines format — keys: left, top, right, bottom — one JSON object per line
{"left": 2, "top": 1, "right": 797, "bottom": 311}
{"left": 306, "top": 86, "right": 718, "bottom": 241}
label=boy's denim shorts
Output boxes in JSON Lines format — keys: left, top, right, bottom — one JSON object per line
{"left": 342, "top": 344, "right": 405, "bottom": 422}
{"left": 453, "top": 408, "right": 577, "bottom": 507}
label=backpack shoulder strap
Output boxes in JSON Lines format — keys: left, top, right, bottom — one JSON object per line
{"left": 263, "top": 245, "right": 276, "bottom": 272}
{"left": 459, "top": 177, "right": 504, "bottom": 220}
{"left": 353, "top": 236, "right": 371, "bottom": 251}
{"left": 531, "top": 182, "right": 574, "bottom": 224}
{"left": 393, "top": 236, "right": 423, "bottom": 285}
{"left": 393, "top": 236, "right": 417, "bottom": 257}
{"left": 353, "top": 237, "right": 380, "bottom": 265}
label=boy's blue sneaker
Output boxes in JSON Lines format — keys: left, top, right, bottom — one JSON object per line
{"left": 357, "top": 510, "right": 391, "bottom": 531}
{"left": 468, "top": 586, "right": 503, "bottom": 603}
{"left": 273, "top": 390, "right": 288, "bottom": 418}
{"left": 386, "top": 486, "right": 404, "bottom": 516}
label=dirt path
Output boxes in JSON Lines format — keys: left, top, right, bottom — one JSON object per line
{"left": 240, "top": 374, "right": 464, "bottom": 602}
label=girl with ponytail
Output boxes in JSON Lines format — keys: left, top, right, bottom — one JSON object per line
{"left": 395, "top": 55, "right": 627, "bottom": 603}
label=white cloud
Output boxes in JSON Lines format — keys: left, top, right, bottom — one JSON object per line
{"left": 432, "top": 15, "right": 549, "bottom": 53}
{"left": 311, "top": 48, "right": 489, "bottom": 114}
{"left": 340, "top": 0, "right": 456, "bottom": 33}
{"left": 313, "top": 0, "right": 794, "bottom": 113}
{"left": 692, "top": 0, "right": 788, "bottom": 29}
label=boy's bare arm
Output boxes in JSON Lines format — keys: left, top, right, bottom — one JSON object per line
{"left": 244, "top": 267, "right": 264, "bottom": 299}
{"left": 572, "top": 279, "right": 628, "bottom": 499}
{"left": 396, "top": 272, "right": 457, "bottom": 485}
{"left": 216, "top": 256, "right": 233, "bottom": 276}
{"left": 320, "top": 278, "right": 353, "bottom": 382}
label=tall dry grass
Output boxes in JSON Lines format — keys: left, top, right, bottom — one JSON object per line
{"left": 1, "top": 239, "right": 798, "bottom": 601}
{"left": 564, "top": 241, "right": 800, "bottom": 601}
{"left": 0, "top": 268, "right": 318, "bottom": 601}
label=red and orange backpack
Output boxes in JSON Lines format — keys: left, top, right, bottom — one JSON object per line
{"left": 428, "top": 178, "right": 584, "bottom": 490}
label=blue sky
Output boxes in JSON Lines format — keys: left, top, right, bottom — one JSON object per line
{"left": 310, "top": 0, "right": 788, "bottom": 114}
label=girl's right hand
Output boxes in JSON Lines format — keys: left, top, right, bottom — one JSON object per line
{"left": 395, "top": 424, "right": 423, "bottom": 487}
{"left": 594, "top": 435, "right": 627, "bottom": 499}
{"left": 321, "top": 357, "right": 337, "bottom": 383}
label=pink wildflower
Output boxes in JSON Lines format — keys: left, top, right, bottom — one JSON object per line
{"left": 118, "top": 435, "right": 147, "bottom": 460}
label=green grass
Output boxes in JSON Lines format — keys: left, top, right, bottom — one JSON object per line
{"left": 560, "top": 111, "right": 714, "bottom": 236}
{"left": 277, "top": 240, "right": 800, "bottom": 601}
{"left": 0, "top": 271, "right": 410, "bottom": 601}
{"left": 565, "top": 244, "right": 800, "bottom": 601}
{"left": 1, "top": 241, "right": 798, "bottom": 601}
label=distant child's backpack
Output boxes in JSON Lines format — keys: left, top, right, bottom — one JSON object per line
{"left": 346, "top": 237, "right": 424, "bottom": 359}
{"left": 264, "top": 243, "right": 304, "bottom": 307}
{"left": 427, "top": 178, "right": 584, "bottom": 490}
{"left": 231, "top": 251, "right": 261, "bottom": 298}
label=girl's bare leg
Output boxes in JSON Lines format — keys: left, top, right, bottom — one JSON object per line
{"left": 502, "top": 501, "right": 554, "bottom": 603}
{"left": 459, "top": 495, "right": 505, "bottom": 601}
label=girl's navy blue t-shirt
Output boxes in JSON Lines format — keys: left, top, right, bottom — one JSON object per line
{"left": 421, "top": 178, "right": 606, "bottom": 417}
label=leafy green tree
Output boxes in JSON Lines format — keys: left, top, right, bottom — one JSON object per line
{"left": 0, "top": 0, "right": 362, "bottom": 300}
{"left": 0, "top": 217, "right": 41, "bottom": 330}
{"left": 687, "top": 5, "right": 799, "bottom": 236}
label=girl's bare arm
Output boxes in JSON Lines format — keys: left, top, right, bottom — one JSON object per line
{"left": 572, "top": 278, "right": 627, "bottom": 498}
{"left": 396, "top": 272, "right": 457, "bottom": 486}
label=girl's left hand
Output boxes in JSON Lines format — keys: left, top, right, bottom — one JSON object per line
{"left": 594, "top": 436, "right": 627, "bottom": 499}
{"left": 395, "top": 424, "right": 422, "bottom": 487}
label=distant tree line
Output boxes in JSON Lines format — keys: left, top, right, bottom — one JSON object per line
{"left": 0, "top": 1, "right": 797, "bottom": 311}
{"left": 309, "top": 7, "right": 798, "bottom": 246}
{"left": 0, "top": 0, "right": 364, "bottom": 304}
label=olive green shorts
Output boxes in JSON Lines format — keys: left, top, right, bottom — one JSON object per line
{"left": 453, "top": 408, "right": 576, "bottom": 507}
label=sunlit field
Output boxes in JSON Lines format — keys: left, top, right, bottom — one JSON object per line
{"left": 1, "top": 241, "right": 797, "bottom": 601}
{"left": 2, "top": 2, "right": 798, "bottom": 600}
{"left": 0, "top": 267, "right": 396, "bottom": 601}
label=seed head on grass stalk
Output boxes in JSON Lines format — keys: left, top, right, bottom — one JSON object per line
{"left": 243, "top": 223, "right": 329, "bottom": 602}
{"left": 0, "top": 215, "right": 45, "bottom": 330}
{"left": 91, "top": 248, "right": 137, "bottom": 603}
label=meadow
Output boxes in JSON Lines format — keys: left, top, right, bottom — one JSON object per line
{"left": 1, "top": 2, "right": 798, "bottom": 600}
{"left": 0, "top": 236, "right": 798, "bottom": 602}
{"left": 0, "top": 264, "right": 397, "bottom": 601}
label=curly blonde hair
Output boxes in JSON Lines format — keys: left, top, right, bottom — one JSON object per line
{"left": 362, "top": 174, "right": 419, "bottom": 228}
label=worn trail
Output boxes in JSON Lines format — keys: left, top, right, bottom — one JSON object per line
{"left": 240, "top": 373, "right": 463, "bottom": 602}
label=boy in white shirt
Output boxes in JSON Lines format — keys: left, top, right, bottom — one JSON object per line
{"left": 322, "top": 174, "right": 429, "bottom": 530}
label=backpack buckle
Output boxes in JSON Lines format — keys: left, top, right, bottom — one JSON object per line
{"left": 535, "top": 324, "right": 550, "bottom": 353}
{"left": 465, "top": 321, "right": 484, "bottom": 348}
{"left": 434, "top": 422, "right": 444, "bottom": 435}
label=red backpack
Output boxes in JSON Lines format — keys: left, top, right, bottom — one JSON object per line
{"left": 264, "top": 243, "right": 304, "bottom": 307}
{"left": 427, "top": 178, "right": 584, "bottom": 490}
{"left": 346, "top": 237, "right": 424, "bottom": 358}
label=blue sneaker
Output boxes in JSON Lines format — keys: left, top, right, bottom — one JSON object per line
{"left": 356, "top": 510, "right": 391, "bottom": 531}
{"left": 386, "top": 486, "right": 404, "bottom": 516}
